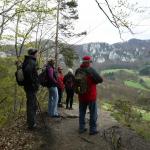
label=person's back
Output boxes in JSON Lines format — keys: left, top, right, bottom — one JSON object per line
{"left": 75, "top": 56, "right": 103, "bottom": 135}
{"left": 23, "top": 54, "right": 39, "bottom": 91}
{"left": 76, "top": 63, "right": 103, "bottom": 102}
{"left": 64, "top": 72, "right": 75, "bottom": 90}
{"left": 57, "top": 66, "right": 64, "bottom": 90}
{"left": 63, "top": 68, "right": 75, "bottom": 109}
{"left": 22, "top": 48, "right": 39, "bottom": 130}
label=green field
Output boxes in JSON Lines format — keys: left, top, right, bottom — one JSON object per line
{"left": 141, "top": 76, "right": 150, "bottom": 87}
{"left": 124, "top": 80, "right": 149, "bottom": 91}
{"left": 101, "top": 69, "right": 136, "bottom": 74}
{"left": 102, "top": 102, "right": 150, "bottom": 121}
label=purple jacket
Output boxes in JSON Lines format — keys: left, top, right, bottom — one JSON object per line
{"left": 47, "top": 66, "right": 58, "bottom": 87}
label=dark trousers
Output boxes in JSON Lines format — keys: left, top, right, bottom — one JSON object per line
{"left": 58, "top": 87, "right": 63, "bottom": 104}
{"left": 25, "top": 89, "right": 37, "bottom": 128}
{"left": 66, "top": 88, "right": 74, "bottom": 108}
{"left": 79, "top": 101, "right": 98, "bottom": 132}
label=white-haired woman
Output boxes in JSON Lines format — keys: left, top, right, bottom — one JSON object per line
{"left": 63, "top": 68, "right": 75, "bottom": 109}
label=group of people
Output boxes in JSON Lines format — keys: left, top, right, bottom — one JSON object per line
{"left": 22, "top": 48, "right": 103, "bottom": 135}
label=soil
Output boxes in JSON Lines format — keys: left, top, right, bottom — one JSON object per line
{"left": 0, "top": 103, "right": 150, "bottom": 150}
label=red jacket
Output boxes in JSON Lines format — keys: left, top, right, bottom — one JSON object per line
{"left": 57, "top": 72, "right": 65, "bottom": 90}
{"left": 77, "top": 63, "right": 103, "bottom": 102}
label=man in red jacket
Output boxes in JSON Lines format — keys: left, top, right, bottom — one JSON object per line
{"left": 75, "top": 56, "right": 103, "bottom": 135}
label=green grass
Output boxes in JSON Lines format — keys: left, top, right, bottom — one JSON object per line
{"left": 102, "top": 102, "right": 150, "bottom": 121}
{"left": 101, "top": 102, "right": 112, "bottom": 111}
{"left": 134, "top": 107, "right": 150, "bottom": 121}
{"left": 124, "top": 80, "right": 149, "bottom": 91}
{"left": 102, "top": 101, "right": 150, "bottom": 140}
{"left": 141, "top": 76, "right": 150, "bottom": 87}
{"left": 133, "top": 122, "right": 150, "bottom": 140}
{"left": 101, "top": 69, "right": 135, "bottom": 74}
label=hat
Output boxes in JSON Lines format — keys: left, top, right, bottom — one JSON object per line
{"left": 82, "top": 55, "right": 92, "bottom": 63}
{"left": 28, "top": 49, "right": 38, "bottom": 55}
{"left": 68, "top": 68, "right": 73, "bottom": 74}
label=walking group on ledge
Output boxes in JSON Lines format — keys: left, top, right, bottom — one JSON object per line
{"left": 17, "top": 48, "right": 103, "bottom": 135}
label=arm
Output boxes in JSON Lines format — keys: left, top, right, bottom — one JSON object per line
{"left": 88, "top": 67, "right": 103, "bottom": 84}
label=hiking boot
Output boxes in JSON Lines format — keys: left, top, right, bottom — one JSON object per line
{"left": 89, "top": 130, "right": 99, "bottom": 135}
{"left": 79, "top": 128, "right": 87, "bottom": 134}
{"left": 28, "top": 124, "right": 37, "bottom": 131}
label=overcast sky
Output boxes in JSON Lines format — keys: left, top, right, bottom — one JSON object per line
{"left": 68, "top": 0, "right": 150, "bottom": 44}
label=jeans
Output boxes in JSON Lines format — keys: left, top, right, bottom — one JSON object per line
{"left": 25, "top": 89, "right": 37, "bottom": 128}
{"left": 48, "top": 87, "right": 59, "bottom": 116}
{"left": 79, "top": 101, "right": 98, "bottom": 132}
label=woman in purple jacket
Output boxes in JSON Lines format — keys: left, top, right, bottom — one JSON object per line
{"left": 47, "top": 59, "right": 60, "bottom": 118}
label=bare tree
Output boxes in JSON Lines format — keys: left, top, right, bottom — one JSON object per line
{"left": 94, "top": 0, "right": 150, "bottom": 40}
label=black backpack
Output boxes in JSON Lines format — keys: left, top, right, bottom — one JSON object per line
{"left": 65, "top": 75, "right": 74, "bottom": 88}
{"left": 15, "top": 63, "right": 24, "bottom": 86}
{"left": 74, "top": 69, "right": 88, "bottom": 94}
{"left": 38, "top": 67, "right": 49, "bottom": 87}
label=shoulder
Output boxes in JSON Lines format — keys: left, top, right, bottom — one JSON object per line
{"left": 88, "top": 67, "right": 97, "bottom": 73}
{"left": 75, "top": 67, "right": 82, "bottom": 74}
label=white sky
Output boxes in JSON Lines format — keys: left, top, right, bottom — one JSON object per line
{"left": 69, "top": 0, "right": 150, "bottom": 44}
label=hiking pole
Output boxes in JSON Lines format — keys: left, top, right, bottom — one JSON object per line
{"left": 36, "top": 100, "right": 47, "bottom": 129}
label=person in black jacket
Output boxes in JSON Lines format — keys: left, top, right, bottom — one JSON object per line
{"left": 63, "top": 68, "right": 75, "bottom": 109}
{"left": 22, "top": 48, "right": 39, "bottom": 130}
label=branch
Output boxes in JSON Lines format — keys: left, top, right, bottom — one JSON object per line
{"left": 95, "top": 0, "right": 117, "bottom": 28}
{"left": 104, "top": 0, "right": 123, "bottom": 39}
{"left": 104, "top": 0, "right": 133, "bottom": 34}
{"left": 95, "top": 0, "right": 134, "bottom": 40}
{"left": 19, "top": 23, "right": 37, "bottom": 56}
{"left": 0, "top": 0, "right": 25, "bottom": 15}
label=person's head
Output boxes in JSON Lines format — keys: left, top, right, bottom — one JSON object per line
{"left": 48, "top": 59, "right": 55, "bottom": 66}
{"left": 28, "top": 48, "right": 38, "bottom": 58}
{"left": 68, "top": 68, "right": 73, "bottom": 74}
{"left": 58, "top": 66, "right": 63, "bottom": 73}
{"left": 82, "top": 55, "right": 93, "bottom": 66}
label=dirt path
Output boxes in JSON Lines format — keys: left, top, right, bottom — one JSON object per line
{"left": 32, "top": 104, "right": 112, "bottom": 150}
{"left": 31, "top": 103, "right": 150, "bottom": 150}
{"left": 0, "top": 103, "right": 150, "bottom": 150}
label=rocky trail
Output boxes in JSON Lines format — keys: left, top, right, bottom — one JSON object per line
{"left": 0, "top": 103, "right": 150, "bottom": 150}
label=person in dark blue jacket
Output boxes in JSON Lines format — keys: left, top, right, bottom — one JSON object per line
{"left": 22, "top": 48, "right": 39, "bottom": 130}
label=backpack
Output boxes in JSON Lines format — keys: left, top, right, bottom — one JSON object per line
{"left": 15, "top": 64, "right": 24, "bottom": 86}
{"left": 38, "top": 67, "right": 49, "bottom": 87}
{"left": 74, "top": 69, "right": 88, "bottom": 94}
{"left": 65, "top": 75, "right": 73, "bottom": 88}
